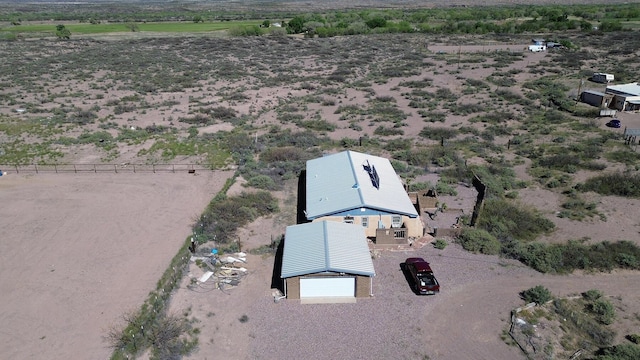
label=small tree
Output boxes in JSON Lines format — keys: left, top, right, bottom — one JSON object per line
{"left": 125, "top": 22, "right": 139, "bottom": 32}
{"left": 193, "top": 15, "right": 204, "bottom": 23}
{"left": 55, "top": 25, "right": 71, "bottom": 39}
{"left": 366, "top": 17, "right": 387, "bottom": 29}
{"left": 287, "top": 16, "right": 305, "bottom": 34}
{"left": 520, "top": 285, "right": 552, "bottom": 305}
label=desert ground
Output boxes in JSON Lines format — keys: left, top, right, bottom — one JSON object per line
{"left": 0, "top": 171, "right": 233, "bottom": 359}
{"left": 1, "top": 18, "right": 640, "bottom": 360}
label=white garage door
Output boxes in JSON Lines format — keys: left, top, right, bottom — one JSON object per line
{"left": 300, "top": 277, "right": 355, "bottom": 298}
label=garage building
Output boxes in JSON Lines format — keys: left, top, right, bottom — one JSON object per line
{"left": 281, "top": 221, "right": 375, "bottom": 302}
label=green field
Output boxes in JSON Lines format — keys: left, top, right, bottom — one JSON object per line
{"left": 1, "top": 20, "right": 264, "bottom": 36}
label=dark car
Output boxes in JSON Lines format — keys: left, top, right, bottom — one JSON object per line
{"left": 404, "top": 257, "right": 440, "bottom": 295}
{"left": 606, "top": 119, "right": 621, "bottom": 128}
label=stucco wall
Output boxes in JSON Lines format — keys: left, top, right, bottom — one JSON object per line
{"left": 285, "top": 274, "right": 373, "bottom": 299}
{"left": 313, "top": 214, "right": 423, "bottom": 238}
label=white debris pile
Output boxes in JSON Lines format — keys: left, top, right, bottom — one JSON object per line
{"left": 187, "top": 252, "right": 248, "bottom": 293}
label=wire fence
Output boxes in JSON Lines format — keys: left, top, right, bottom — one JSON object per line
{"left": 0, "top": 163, "right": 216, "bottom": 175}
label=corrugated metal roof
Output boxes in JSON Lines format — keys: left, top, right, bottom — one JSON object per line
{"left": 281, "top": 221, "right": 375, "bottom": 278}
{"left": 306, "top": 150, "right": 418, "bottom": 219}
{"left": 582, "top": 89, "right": 606, "bottom": 96}
{"left": 606, "top": 83, "right": 640, "bottom": 97}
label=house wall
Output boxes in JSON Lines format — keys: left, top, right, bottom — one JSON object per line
{"left": 355, "top": 275, "right": 371, "bottom": 297}
{"left": 286, "top": 277, "right": 301, "bottom": 299}
{"left": 416, "top": 191, "right": 438, "bottom": 209}
{"left": 612, "top": 95, "right": 627, "bottom": 111}
{"left": 609, "top": 95, "right": 640, "bottom": 111}
{"left": 313, "top": 214, "right": 423, "bottom": 238}
{"left": 285, "top": 274, "right": 372, "bottom": 299}
{"left": 581, "top": 91, "right": 611, "bottom": 108}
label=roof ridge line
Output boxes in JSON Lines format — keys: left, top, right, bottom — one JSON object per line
{"left": 346, "top": 151, "right": 366, "bottom": 207}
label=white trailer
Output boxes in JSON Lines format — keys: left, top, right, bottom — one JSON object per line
{"left": 592, "top": 72, "right": 614, "bottom": 83}
{"left": 528, "top": 44, "right": 546, "bottom": 52}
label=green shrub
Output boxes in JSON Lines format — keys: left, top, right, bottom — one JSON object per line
{"left": 579, "top": 172, "right": 640, "bottom": 198}
{"left": 197, "top": 191, "right": 279, "bottom": 244}
{"left": 594, "top": 344, "right": 640, "bottom": 360}
{"left": 520, "top": 285, "right": 552, "bottom": 305}
{"left": 507, "top": 239, "right": 640, "bottom": 274}
{"left": 583, "top": 289, "right": 603, "bottom": 302}
{"left": 477, "top": 198, "right": 555, "bottom": 242}
{"left": 553, "top": 298, "right": 616, "bottom": 349}
{"left": 246, "top": 175, "right": 277, "bottom": 190}
{"left": 589, "top": 299, "right": 616, "bottom": 325}
{"left": 260, "top": 146, "right": 307, "bottom": 162}
{"left": 626, "top": 334, "right": 640, "bottom": 345}
{"left": 419, "top": 126, "right": 458, "bottom": 140}
{"left": 433, "top": 239, "right": 447, "bottom": 250}
{"left": 374, "top": 126, "right": 404, "bottom": 136}
{"left": 458, "top": 228, "right": 500, "bottom": 255}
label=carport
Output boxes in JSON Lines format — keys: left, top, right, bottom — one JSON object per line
{"left": 281, "top": 221, "right": 375, "bottom": 303}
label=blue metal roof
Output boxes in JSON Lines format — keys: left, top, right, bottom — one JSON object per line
{"left": 281, "top": 221, "right": 375, "bottom": 278}
{"left": 305, "top": 150, "right": 418, "bottom": 220}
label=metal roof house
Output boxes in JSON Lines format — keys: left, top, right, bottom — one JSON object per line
{"left": 605, "top": 82, "right": 640, "bottom": 111}
{"left": 305, "top": 150, "right": 423, "bottom": 241}
{"left": 281, "top": 221, "right": 375, "bottom": 301}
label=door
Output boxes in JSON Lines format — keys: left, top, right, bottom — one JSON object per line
{"left": 299, "top": 277, "right": 355, "bottom": 298}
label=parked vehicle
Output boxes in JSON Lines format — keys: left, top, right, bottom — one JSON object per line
{"left": 528, "top": 45, "right": 546, "bottom": 52}
{"left": 592, "top": 72, "right": 614, "bottom": 84}
{"left": 403, "top": 257, "right": 440, "bottom": 295}
{"left": 606, "top": 119, "right": 621, "bottom": 128}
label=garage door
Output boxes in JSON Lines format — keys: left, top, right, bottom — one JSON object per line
{"left": 300, "top": 277, "right": 355, "bottom": 298}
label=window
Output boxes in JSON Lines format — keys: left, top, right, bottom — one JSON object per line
{"left": 344, "top": 216, "right": 354, "bottom": 224}
{"left": 361, "top": 217, "right": 369, "bottom": 228}
{"left": 391, "top": 215, "right": 402, "bottom": 228}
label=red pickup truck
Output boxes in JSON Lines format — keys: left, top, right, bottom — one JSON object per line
{"left": 404, "top": 257, "right": 440, "bottom": 295}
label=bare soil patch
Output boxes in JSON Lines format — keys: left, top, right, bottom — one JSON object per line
{"left": 0, "top": 171, "right": 233, "bottom": 359}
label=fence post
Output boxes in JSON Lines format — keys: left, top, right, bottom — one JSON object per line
{"left": 54, "top": 164, "right": 58, "bottom": 173}
{"left": 35, "top": 164, "right": 38, "bottom": 174}
{"left": 15, "top": 164, "right": 19, "bottom": 174}
{"left": 114, "top": 164, "right": 117, "bottom": 174}
{"left": 172, "top": 164, "right": 175, "bottom": 173}
{"left": 133, "top": 164, "right": 136, "bottom": 173}
{"left": 153, "top": 164, "right": 155, "bottom": 173}
{"left": 74, "top": 165, "right": 77, "bottom": 173}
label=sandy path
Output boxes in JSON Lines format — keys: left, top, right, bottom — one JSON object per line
{"left": 0, "top": 171, "right": 233, "bottom": 360}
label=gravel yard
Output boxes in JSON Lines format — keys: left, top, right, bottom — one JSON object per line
{"left": 246, "top": 244, "right": 534, "bottom": 360}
